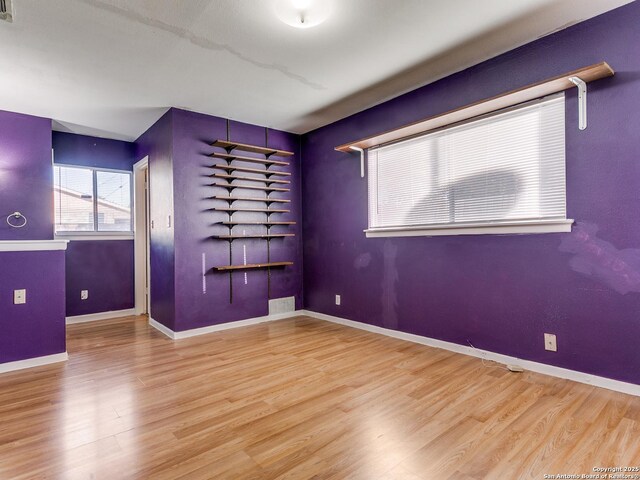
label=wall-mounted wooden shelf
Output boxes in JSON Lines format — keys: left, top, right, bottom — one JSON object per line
{"left": 210, "top": 152, "right": 289, "bottom": 167}
{"left": 214, "top": 183, "right": 290, "bottom": 193}
{"left": 336, "top": 62, "right": 614, "bottom": 152}
{"left": 211, "top": 140, "right": 294, "bottom": 158}
{"left": 213, "top": 234, "right": 295, "bottom": 240}
{"left": 212, "top": 173, "right": 290, "bottom": 185}
{"left": 214, "top": 207, "right": 290, "bottom": 214}
{"left": 213, "top": 261, "right": 294, "bottom": 272}
{"left": 212, "top": 196, "right": 290, "bottom": 204}
{"left": 212, "top": 165, "right": 291, "bottom": 177}
{"left": 218, "top": 221, "right": 296, "bottom": 226}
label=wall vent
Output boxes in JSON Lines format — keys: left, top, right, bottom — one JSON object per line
{"left": 268, "top": 296, "right": 295, "bottom": 315}
{"left": 0, "top": 0, "right": 13, "bottom": 22}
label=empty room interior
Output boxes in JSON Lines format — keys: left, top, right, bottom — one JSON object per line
{"left": 2, "top": 0, "right": 640, "bottom": 478}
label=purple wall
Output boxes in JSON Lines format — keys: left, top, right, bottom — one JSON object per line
{"left": 134, "top": 108, "right": 303, "bottom": 331}
{"left": 53, "top": 132, "right": 136, "bottom": 317}
{"left": 0, "top": 111, "right": 65, "bottom": 364}
{"left": 135, "top": 111, "right": 176, "bottom": 330}
{"left": 0, "top": 251, "right": 66, "bottom": 363}
{"left": 302, "top": 2, "right": 640, "bottom": 385}
{"left": 172, "top": 109, "right": 303, "bottom": 331}
{"left": 65, "top": 240, "right": 134, "bottom": 316}
{"left": 0, "top": 110, "right": 53, "bottom": 241}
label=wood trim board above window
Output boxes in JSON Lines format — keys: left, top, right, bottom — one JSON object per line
{"left": 335, "top": 62, "right": 613, "bottom": 152}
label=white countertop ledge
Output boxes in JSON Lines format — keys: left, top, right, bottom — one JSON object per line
{"left": 0, "top": 240, "right": 69, "bottom": 252}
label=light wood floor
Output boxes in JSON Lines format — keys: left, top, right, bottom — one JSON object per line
{"left": 0, "top": 316, "right": 639, "bottom": 479}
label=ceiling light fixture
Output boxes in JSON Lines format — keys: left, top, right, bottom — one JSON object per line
{"left": 275, "top": 0, "right": 333, "bottom": 29}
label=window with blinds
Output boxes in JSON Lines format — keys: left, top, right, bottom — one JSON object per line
{"left": 54, "top": 165, "right": 133, "bottom": 235}
{"left": 367, "top": 94, "right": 570, "bottom": 237}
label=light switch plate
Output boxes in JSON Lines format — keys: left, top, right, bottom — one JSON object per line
{"left": 14, "top": 289, "right": 26, "bottom": 305}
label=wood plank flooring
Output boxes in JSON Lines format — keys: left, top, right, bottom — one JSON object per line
{"left": 0, "top": 315, "right": 639, "bottom": 479}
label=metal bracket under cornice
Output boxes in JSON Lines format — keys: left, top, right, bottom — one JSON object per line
{"left": 568, "top": 76, "right": 587, "bottom": 130}
{"left": 349, "top": 146, "right": 365, "bottom": 178}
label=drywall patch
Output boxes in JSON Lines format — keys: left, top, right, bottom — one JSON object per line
{"left": 559, "top": 222, "right": 640, "bottom": 295}
{"left": 353, "top": 252, "right": 372, "bottom": 269}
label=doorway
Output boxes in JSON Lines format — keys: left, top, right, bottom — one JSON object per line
{"left": 134, "top": 157, "right": 150, "bottom": 316}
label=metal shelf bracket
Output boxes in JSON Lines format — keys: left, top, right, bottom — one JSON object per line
{"left": 349, "top": 146, "right": 365, "bottom": 178}
{"left": 568, "top": 76, "right": 587, "bottom": 130}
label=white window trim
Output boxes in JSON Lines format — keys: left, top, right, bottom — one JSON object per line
{"left": 53, "top": 164, "right": 134, "bottom": 239}
{"left": 365, "top": 219, "right": 574, "bottom": 238}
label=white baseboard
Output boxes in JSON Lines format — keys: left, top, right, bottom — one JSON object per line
{"left": 148, "top": 311, "right": 303, "bottom": 340}
{"left": 66, "top": 308, "right": 137, "bottom": 324}
{"left": 0, "top": 352, "right": 68, "bottom": 374}
{"left": 300, "top": 310, "right": 640, "bottom": 397}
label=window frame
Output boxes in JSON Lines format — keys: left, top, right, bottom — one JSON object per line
{"left": 53, "top": 164, "right": 134, "bottom": 240}
{"left": 364, "top": 94, "right": 574, "bottom": 238}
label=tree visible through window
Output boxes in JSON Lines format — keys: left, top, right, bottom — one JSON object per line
{"left": 367, "top": 94, "right": 568, "bottom": 236}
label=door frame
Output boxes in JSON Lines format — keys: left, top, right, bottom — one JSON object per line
{"left": 133, "top": 156, "right": 150, "bottom": 316}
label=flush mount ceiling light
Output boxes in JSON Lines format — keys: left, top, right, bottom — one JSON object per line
{"left": 274, "top": 0, "right": 333, "bottom": 29}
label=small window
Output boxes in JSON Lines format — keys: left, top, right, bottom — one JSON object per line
{"left": 366, "top": 94, "right": 571, "bottom": 237}
{"left": 54, "top": 165, "right": 133, "bottom": 235}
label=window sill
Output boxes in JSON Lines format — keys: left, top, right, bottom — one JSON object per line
{"left": 55, "top": 233, "right": 134, "bottom": 241}
{"left": 364, "top": 219, "right": 574, "bottom": 238}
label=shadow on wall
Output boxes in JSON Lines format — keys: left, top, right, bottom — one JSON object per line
{"left": 560, "top": 222, "right": 640, "bottom": 295}
{"left": 409, "top": 169, "right": 522, "bottom": 224}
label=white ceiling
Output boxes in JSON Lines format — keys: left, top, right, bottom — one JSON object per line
{"left": 0, "top": 0, "right": 632, "bottom": 141}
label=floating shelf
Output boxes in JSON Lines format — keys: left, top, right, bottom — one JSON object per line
{"left": 212, "top": 173, "right": 290, "bottom": 185}
{"left": 212, "top": 196, "right": 290, "bottom": 204}
{"left": 218, "top": 220, "right": 296, "bottom": 226}
{"left": 213, "top": 261, "right": 294, "bottom": 272}
{"left": 214, "top": 207, "right": 290, "bottom": 213}
{"left": 213, "top": 183, "right": 290, "bottom": 193}
{"left": 336, "top": 62, "right": 615, "bottom": 152}
{"left": 212, "top": 164, "right": 291, "bottom": 177}
{"left": 213, "top": 234, "right": 295, "bottom": 240}
{"left": 211, "top": 140, "right": 294, "bottom": 158}
{"left": 210, "top": 152, "right": 289, "bottom": 167}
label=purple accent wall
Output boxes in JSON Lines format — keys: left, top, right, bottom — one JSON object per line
{"left": 172, "top": 109, "right": 303, "bottom": 331}
{"left": 134, "top": 108, "right": 303, "bottom": 331}
{"left": 0, "top": 110, "right": 53, "bottom": 241}
{"left": 52, "top": 132, "right": 136, "bottom": 317}
{"left": 65, "top": 241, "right": 135, "bottom": 316}
{"left": 135, "top": 111, "right": 176, "bottom": 330}
{"left": 0, "top": 250, "right": 66, "bottom": 363}
{"left": 302, "top": 2, "right": 640, "bottom": 385}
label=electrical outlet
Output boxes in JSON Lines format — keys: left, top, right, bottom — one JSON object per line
{"left": 335, "top": 294, "right": 341, "bottom": 306}
{"left": 544, "top": 333, "right": 557, "bottom": 352}
{"left": 81, "top": 290, "right": 89, "bottom": 300}
{"left": 14, "top": 289, "right": 26, "bottom": 305}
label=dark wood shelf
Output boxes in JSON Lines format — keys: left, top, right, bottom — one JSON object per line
{"left": 212, "top": 173, "right": 290, "bottom": 185}
{"left": 218, "top": 221, "right": 296, "bottom": 226}
{"left": 213, "top": 261, "right": 294, "bottom": 271}
{"left": 213, "top": 196, "right": 290, "bottom": 204}
{"left": 213, "top": 183, "right": 290, "bottom": 193}
{"left": 211, "top": 140, "right": 294, "bottom": 158}
{"left": 212, "top": 164, "right": 291, "bottom": 177}
{"left": 210, "top": 152, "right": 289, "bottom": 167}
{"left": 214, "top": 207, "right": 290, "bottom": 213}
{"left": 213, "top": 234, "right": 295, "bottom": 240}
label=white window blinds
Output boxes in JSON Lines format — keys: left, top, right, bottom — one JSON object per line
{"left": 367, "top": 94, "right": 567, "bottom": 234}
